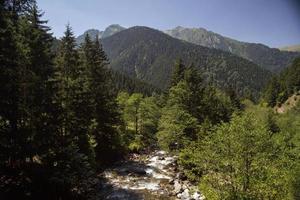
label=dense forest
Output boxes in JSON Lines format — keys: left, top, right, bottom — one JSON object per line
{"left": 264, "top": 57, "right": 300, "bottom": 107}
{"left": 0, "top": 1, "right": 299, "bottom": 200}
{"left": 101, "top": 26, "right": 272, "bottom": 99}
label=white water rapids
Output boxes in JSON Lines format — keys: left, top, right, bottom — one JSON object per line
{"left": 98, "top": 150, "right": 204, "bottom": 200}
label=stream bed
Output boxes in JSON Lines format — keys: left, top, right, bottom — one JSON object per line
{"left": 98, "top": 150, "right": 205, "bottom": 200}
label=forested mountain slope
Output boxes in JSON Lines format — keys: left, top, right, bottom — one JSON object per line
{"left": 264, "top": 57, "right": 300, "bottom": 107}
{"left": 109, "top": 70, "right": 161, "bottom": 95}
{"left": 102, "top": 26, "right": 272, "bottom": 97}
{"left": 165, "top": 26, "right": 300, "bottom": 72}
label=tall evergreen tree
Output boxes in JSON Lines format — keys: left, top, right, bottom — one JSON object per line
{"left": 183, "top": 64, "right": 205, "bottom": 120}
{"left": 84, "top": 34, "right": 122, "bottom": 165}
{"left": 17, "top": 2, "right": 56, "bottom": 163}
{"left": 54, "top": 24, "right": 79, "bottom": 146}
{"left": 170, "top": 58, "right": 186, "bottom": 87}
{"left": 0, "top": 0, "right": 21, "bottom": 169}
{"left": 264, "top": 76, "right": 281, "bottom": 107}
{"left": 51, "top": 24, "right": 94, "bottom": 197}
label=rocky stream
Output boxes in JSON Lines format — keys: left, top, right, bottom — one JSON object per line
{"left": 98, "top": 150, "right": 205, "bottom": 200}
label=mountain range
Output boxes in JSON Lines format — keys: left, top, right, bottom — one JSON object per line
{"left": 71, "top": 24, "right": 299, "bottom": 97}
{"left": 100, "top": 26, "right": 271, "bottom": 97}
{"left": 77, "top": 25, "right": 299, "bottom": 73}
{"left": 164, "top": 26, "right": 299, "bottom": 72}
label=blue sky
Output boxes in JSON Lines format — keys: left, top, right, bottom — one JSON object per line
{"left": 37, "top": 0, "right": 300, "bottom": 47}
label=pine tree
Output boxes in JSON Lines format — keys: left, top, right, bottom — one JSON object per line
{"left": 0, "top": 1, "right": 62, "bottom": 198}
{"left": 170, "top": 58, "right": 186, "bottom": 87}
{"left": 225, "top": 85, "right": 242, "bottom": 110}
{"left": 0, "top": 0, "right": 21, "bottom": 169}
{"left": 88, "top": 35, "right": 122, "bottom": 165}
{"left": 0, "top": 0, "right": 54, "bottom": 169}
{"left": 264, "top": 76, "right": 281, "bottom": 107}
{"left": 51, "top": 24, "right": 93, "bottom": 197}
{"left": 54, "top": 24, "right": 79, "bottom": 146}
{"left": 157, "top": 80, "right": 199, "bottom": 151}
{"left": 183, "top": 64, "right": 205, "bottom": 120}
{"left": 17, "top": 2, "right": 56, "bottom": 163}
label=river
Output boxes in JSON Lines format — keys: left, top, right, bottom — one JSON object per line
{"left": 97, "top": 150, "right": 205, "bottom": 200}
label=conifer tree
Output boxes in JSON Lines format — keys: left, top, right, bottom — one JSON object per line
{"left": 51, "top": 24, "right": 93, "bottom": 197}
{"left": 17, "top": 2, "right": 56, "bottom": 162}
{"left": 183, "top": 64, "right": 205, "bottom": 120}
{"left": 264, "top": 76, "right": 281, "bottom": 107}
{"left": 0, "top": 0, "right": 21, "bottom": 168}
{"left": 170, "top": 58, "right": 186, "bottom": 87}
{"left": 88, "top": 35, "right": 122, "bottom": 164}
{"left": 54, "top": 24, "right": 79, "bottom": 145}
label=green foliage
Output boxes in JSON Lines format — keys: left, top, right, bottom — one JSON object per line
{"left": 170, "top": 58, "right": 186, "bottom": 87}
{"left": 117, "top": 92, "right": 161, "bottom": 151}
{"left": 80, "top": 34, "right": 122, "bottom": 165}
{"left": 264, "top": 57, "right": 300, "bottom": 106}
{"left": 139, "top": 96, "right": 161, "bottom": 145}
{"left": 0, "top": 1, "right": 96, "bottom": 199}
{"left": 157, "top": 104, "right": 198, "bottom": 151}
{"left": 157, "top": 62, "right": 238, "bottom": 151}
{"left": 0, "top": 2, "right": 123, "bottom": 198}
{"left": 275, "top": 103, "right": 300, "bottom": 200}
{"left": 180, "top": 109, "right": 299, "bottom": 200}
{"left": 109, "top": 69, "right": 161, "bottom": 95}
{"left": 0, "top": 2, "right": 298, "bottom": 199}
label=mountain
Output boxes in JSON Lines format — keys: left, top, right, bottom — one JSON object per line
{"left": 102, "top": 26, "right": 272, "bottom": 98}
{"left": 165, "top": 26, "right": 300, "bottom": 72}
{"left": 102, "top": 24, "right": 126, "bottom": 38}
{"left": 76, "top": 29, "right": 102, "bottom": 45}
{"left": 76, "top": 24, "right": 125, "bottom": 44}
{"left": 280, "top": 44, "right": 300, "bottom": 52}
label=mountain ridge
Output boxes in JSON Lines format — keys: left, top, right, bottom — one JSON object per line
{"left": 165, "top": 26, "right": 300, "bottom": 72}
{"left": 76, "top": 24, "right": 125, "bottom": 44}
{"left": 101, "top": 26, "right": 272, "bottom": 98}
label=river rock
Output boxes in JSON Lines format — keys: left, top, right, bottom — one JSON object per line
{"left": 169, "top": 178, "right": 175, "bottom": 185}
{"left": 182, "top": 181, "right": 189, "bottom": 190}
{"left": 177, "top": 193, "right": 182, "bottom": 198}
{"left": 159, "top": 156, "right": 165, "bottom": 160}
{"left": 174, "top": 180, "right": 182, "bottom": 194}
{"left": 181, "top": 189, "right": 190, "bottom": 200}
{"left": 191, "top": 191, "right": 201, "bottom": 200}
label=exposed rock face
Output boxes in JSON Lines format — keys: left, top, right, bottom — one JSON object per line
{"left": 76, "top": 24, "right": 126, "bottom": 44}
{"left": 102, "top": 24, "right": 126, "bottom": 38}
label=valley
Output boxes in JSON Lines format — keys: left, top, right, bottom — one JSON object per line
{"left": 1, "top": 1, "right": 300, "bottom": 200}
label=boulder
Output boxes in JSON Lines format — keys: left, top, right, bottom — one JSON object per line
{"left": 174, "top": 180, "right": 182, "bottom": 194}
{"left": 191, "top": 191, "right": 201, "bottom": 200}
{"left": 169, "top": 178, "right": 175, "bottom": 185}
{"left": 181, "top": 189, "right": 190, "bottom": 200}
